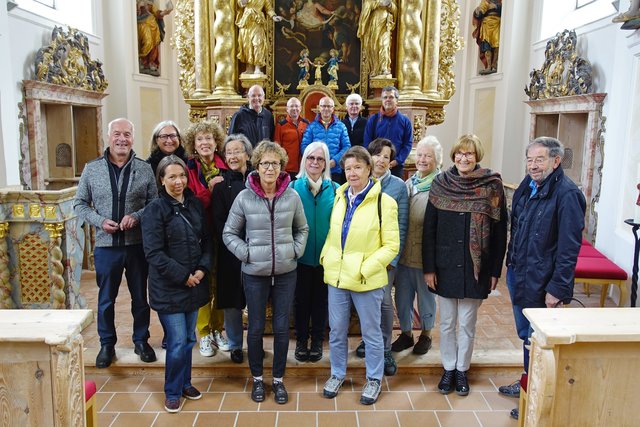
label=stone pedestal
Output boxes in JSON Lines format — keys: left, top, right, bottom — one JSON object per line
{"left": 0, "top": 187, "right": 85, "bottom": 309}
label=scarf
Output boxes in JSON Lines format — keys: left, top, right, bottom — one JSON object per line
{"left": 429, "top": 166, "right": 504, "bottom": 280}
{"left": 199, "top": 155, "right": 220, "bottom": 184}
{"left": 411, "top": 169, "right": 439, "bottom": 193}
{"left": 307, "top": 176, "right": 323, "bottom": 196}
{"left": 380, "top": 105, "right": 398, "bottom": 117}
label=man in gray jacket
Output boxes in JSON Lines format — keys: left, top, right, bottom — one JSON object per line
{"left": 75, "top": 118, "right": 158, "bottom": 368}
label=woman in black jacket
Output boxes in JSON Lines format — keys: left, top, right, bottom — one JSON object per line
{"left": 211, "top": 134, "right": 253, "bottom": 364}
{"left": 423, "top": 135, "right": 507, "bottom": 397}
{"left": 142, "top": 155, "right": 211, "bottom": 414}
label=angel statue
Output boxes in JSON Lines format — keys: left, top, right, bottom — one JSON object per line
{"left": 357, "top": 0, "right": 397, "bottom": 77}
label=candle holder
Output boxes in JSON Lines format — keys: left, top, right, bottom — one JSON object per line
{"left": 624, "top": 219, "right": 640, "bottom": 307}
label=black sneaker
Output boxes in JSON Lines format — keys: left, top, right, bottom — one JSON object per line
{"left": 412, "top": 335, "right": 432, "bottom": 355}
{"left": 455, "top": 370, "right": 470, "bottom": 396}
{"left": 294, "top": 340, "right": 309, "bottom": 362}
{"left": 356, "top": 340, "right": 366, "bottom": 358}
{"left": 181, "top": 386, "right": 202, "bottom": 400}
{"left": 272, "top": 381, "right": 288, "bottom": 404}
{"left": 164, "top": 398, "right": 181, "bottom": 413}
{"left": 438, "top": 369, "right": 456, "bottom": 394}
{"left": 391, "top": 333, "right": 414, "bottom": 352}
{"left": 230, "top": 349, "right": 243, "bottom": 364}
{"left": 498, "top": 380, "right": 521, "bottom": 398}
{"left": 510, "top": 408, "right": 519, "bottom": 420}
{"left": 251, "top": 379, "right": 265, "bottom": 402}
{"left": 308, "top": 341, "right": 323, "bottom": 362}
{"left": 383, "top": 350, "right": 397, "bottom": 376}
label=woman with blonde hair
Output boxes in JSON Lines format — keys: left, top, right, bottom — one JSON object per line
{"left": 423, "top": 134, "right": 507, "bottom": 396}
{"left": 183, "top": 120, "right": 229, "bottom": 356}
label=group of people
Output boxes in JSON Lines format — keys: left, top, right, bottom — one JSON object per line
{"left": 75, "top": 84, "right": 586, "bottom": 418}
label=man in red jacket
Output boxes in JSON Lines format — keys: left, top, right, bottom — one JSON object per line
{"left": 275, "top": 97, "right": 308, "bottom": 179}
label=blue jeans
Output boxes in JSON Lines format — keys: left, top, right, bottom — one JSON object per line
{"left": 224, "top": 308, "right": 244, "bottom": 350}
{"left": 506, "top": 266, "right": 534, "bottom": 373}
{"left": 243, "top": 271, "right": 296, "bottom": 378}
{"left": 381, "top": 269, "right": 396, "bottom": 351}
{"left": 94, "top": 245, "right": 150, "bottom": 346}
{"left": 394, "top": 264, "right": 436, "bottom": 332}
{"left": 158, "top": 310, "right": 197, "bottom": 400}
{"left": 328, "top": 285, "right": 384, "bottom": 381}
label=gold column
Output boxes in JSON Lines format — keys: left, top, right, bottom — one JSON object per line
{"left": 44, "top": 222, "right": 65, "bottom": 309}
{"left": 192, "top": 0, "right": 212, "bottom": 98}
{"left": 212, "top": 0, "right": 239, "bottom": 96}
{"left": 397, "top": 0, "right": 424, "bottom": 95}
{"left": 422, "top": 0, "right": 441, "bottom": 98}
{"left": 0, "top": 223, "right": 12, "bottom": 309}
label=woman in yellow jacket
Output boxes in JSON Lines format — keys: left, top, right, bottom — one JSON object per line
{"left": 320, "top": 146, "right": 399, "bottom": 405}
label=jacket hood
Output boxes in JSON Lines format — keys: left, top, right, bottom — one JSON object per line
{"left": 246, "top": 170, "right": 291, "bottom": 198}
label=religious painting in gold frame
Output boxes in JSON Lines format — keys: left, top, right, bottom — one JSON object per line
{"left": 273, "top": 0, "right": 362, "bottom": 95}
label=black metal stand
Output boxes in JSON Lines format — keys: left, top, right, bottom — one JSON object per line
{"left": 624, "top": 219, "right": 640, "bottom": 307}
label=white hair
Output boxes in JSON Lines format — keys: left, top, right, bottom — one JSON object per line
{"left": 345, "top": 93, "right": 363, "bottom": 105}
{"left": 416, "top": 135, "right": 443, "bottom": 168}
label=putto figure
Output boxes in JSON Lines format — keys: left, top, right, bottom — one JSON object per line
{"left": 358, "top": 0, "right": 397, "bottom": 77}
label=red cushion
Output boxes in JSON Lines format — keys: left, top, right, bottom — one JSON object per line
{"left": 575, "top": 257, "right": 628, "bottom": 280}
{"left": 581, "top": 238, "right": 593, "bottom": 247}
{"left": 520, "top": 373, "right": 528, "bottom": 393}
{"left": 85, "top": 380, "right": 97, "bottom": 401}
{"left": 578, "top": 245, "right": 605, "bottom": 258}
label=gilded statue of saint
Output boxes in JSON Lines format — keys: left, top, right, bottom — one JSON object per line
{"left": 357, "top": 0, "right": 397, "bottom": 77}
{"left": 236, "top": 0, "right": 283, "bottom": 75}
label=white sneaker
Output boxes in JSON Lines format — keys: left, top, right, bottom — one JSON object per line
{"left": 199, "top": 334, "right": 215, "bottom": 357}
{"left": 211, "top": 330, "right": 230, "bottom": 352}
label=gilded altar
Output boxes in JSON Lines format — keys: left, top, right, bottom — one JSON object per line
{"left": 172, "top": 0, "right": 463, "bottom": 138}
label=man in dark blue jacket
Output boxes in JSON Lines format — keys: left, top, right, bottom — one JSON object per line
{"left": 228, "top": 85, "right": 274, "bottom": 147}
{"left": 363, "top": 86, "right": 413, "bottom": 178}
{"left": 499, "top": 137, "right": 586, "bottom": 420}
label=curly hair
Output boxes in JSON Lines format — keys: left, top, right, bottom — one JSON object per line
{"left": 183, "top": 120, "right": 225, "bottom": 156}
{"left": 251, "top": 140, "right": 288, "bottom": 170}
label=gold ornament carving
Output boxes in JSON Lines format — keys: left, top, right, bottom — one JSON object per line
{"left": 438, "top": 0, "right": 463, "bottom": 100}
{"left": 188, "top": 108, "right": 207, "bottom": 123}
{"left": 0, "top": 222, "right": 12, "bottom": 309}
{"left": 19, "top": 233, "right": 50, "bottom": 304}
{"left": 44, "top": 206, "right": 57, "bottom": 220}
{"left": 45, "top": 223, "right": 66, "bottom": 308}
{"left": 12, "top": 205, "right": 25, "bottom": 218}
{"left": 225, "top": 115, "right": 232, "bottom": 134}
{"left": 171, "top": 0, "right": 196, "bottom": 99}
{"left": 413, "top": 114, "right": 425, "bottom": 143}
{"left": 426, "top": 108, "right": 446, "bottom": 126}
{"left": 29, "top": 204, "right": 41, "bottom": 218}
{"left": 34, "top": 26, "right": 108, "bottom": 92}
{"left": 210, "top": 115, "right": 220, "bottom": 125}
{"left": 525, "top": 29, "right": 593, "bottom": 100}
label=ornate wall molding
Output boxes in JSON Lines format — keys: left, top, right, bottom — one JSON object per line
{"left": 438, "top": 0, "right": 463, "bottom": 100}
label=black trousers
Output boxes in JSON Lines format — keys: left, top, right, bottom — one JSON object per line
{"left": 294, "top": 263, "right": 328, "bottom": 343}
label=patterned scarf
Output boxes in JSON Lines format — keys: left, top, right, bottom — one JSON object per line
{"left": 411, "top": 169, "right": 439, "bottom": 193}
{"left": 198, "top": 155, "right": 220, "bottom": 184}
{"left": 429, "top": 166, "right": 504, "bottom": 279}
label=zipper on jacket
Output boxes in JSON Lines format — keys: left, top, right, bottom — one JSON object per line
{"left": 269, "top": 197, "right": 277, "bottom": 282}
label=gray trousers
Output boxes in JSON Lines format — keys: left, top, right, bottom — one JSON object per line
{"left": 438, "top": 296, "right": 482, "bottom": 372}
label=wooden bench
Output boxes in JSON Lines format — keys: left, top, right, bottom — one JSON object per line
{"left": 575, "top": 239, "right": 628, "bottom": 307}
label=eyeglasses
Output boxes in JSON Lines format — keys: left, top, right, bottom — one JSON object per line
{"left": 454, "top": 151, "right": 475, "bottom": 160}
{"left": 225, "top": 150, "right": 245, "bottom": 157}
{"left": 526, "top": 156, "right": 550, "bottom": 166}
{"left": 158, "top": 133, "right": 178, "bottom": 141}
{"left": 306, "top": 155, "right": 325, "bottom": 163}
{"left": 259, "top": 161, "right": 281, "bottom": 170}
{"left": 319, "top": 104, "right": 334, "bottom": 109}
